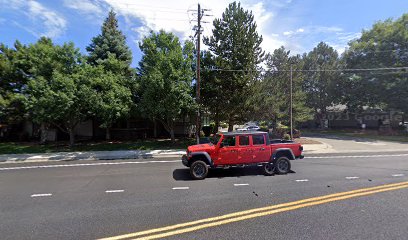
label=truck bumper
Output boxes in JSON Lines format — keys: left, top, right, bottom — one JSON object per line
{"left": 182, "top": 155, "right": 189, "bottom": 167}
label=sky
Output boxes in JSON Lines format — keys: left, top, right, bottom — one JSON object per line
{"left": 1, "top": 0, "right": 407, "bottom": 66}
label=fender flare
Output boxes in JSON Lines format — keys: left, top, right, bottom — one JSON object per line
{"left": 272, "top": 148, "right": 295, "bottom": 161}
{"left": 190, "top": 152, "right": 213, "bottom": 166}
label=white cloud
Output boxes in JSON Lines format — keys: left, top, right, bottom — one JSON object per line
{"left": 2, "top": 0, "right": 66, "bottom": 38}
{"left": 94, "top": 0, "right": 290, "bottom": 54}
{"left": 63, "top": 0, "right": 104, "bottom": 17}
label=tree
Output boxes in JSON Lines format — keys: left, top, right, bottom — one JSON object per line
{"left": 342, "top": 13, "right": 408, "bottom": 113}
{"left": 203, "top": 1, "right": 265, "bottom": 131}
{"left": 252, "top": 47, "right": 312, "bottom": 127}
{"left": 200, "top": 51, "right": 226, "bottom": 133}
{"left": 90, "top": 56, "right": 133, "bottom": 140}
{"left": 86, "top": 10, "right": 135, "bottom": 139}
{"left": 138, "top": 30, "right": 195, "bottom": 143}
{"left": 23, "top": 40, "right": 95, "bottom": 146}
{"left": 303, "top": 42, "right": 342, "bottom": 125}
{"left": 0, "top": 41, "right": 28, "bottom": 124}
{"left": 86, "top": 10, "right": 132, "bottom": 75}
{"left": 25, "top": 62, "right": 96, "bottom": 146}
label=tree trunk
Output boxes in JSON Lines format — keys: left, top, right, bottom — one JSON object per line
{"left": 106, "top": 127, "right": 111, "bottom": 141}
{"left": 215, "top": 119, "right": 220, "bottom": 134}
{"left": 153, "top": 119, "right": 157, "bottom": 138}
{"left": 40, "top": 122, "right": 48, "bottom": 144}
{"left": 228, "top": 120, "right": 234, "bottom": 132}
{"left": 69, "top": 128, "right": 75, "bottom": 147}
{"left": 170, "top": 128, "right": 175, "bottom": 144}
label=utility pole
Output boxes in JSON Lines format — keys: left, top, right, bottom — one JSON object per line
{"left": 190, "top": 3, "right": 210, "bottom": 144}
{"left": 196, "top": 3, "right": 202, "bottom": 145}
{"left": 290, "top": 64, "right": 293, "bottom": 140}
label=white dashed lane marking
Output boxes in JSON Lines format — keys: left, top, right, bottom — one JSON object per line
{"left": 295, "top": 179, "right": 309, "bottom": 182}
{"left": 172, "top": 187, "right": 189, "bottom": 190}
{"left": 392, "top": 174, "right": 404, "bottom": 177}
{"left": 31, "top": 193, "right": 52, "bottom": 198}
{"left": 345, "top": 177, "right": 360, "bottom": 180}
{"left": 105, "top": 190, "right": 124, "bottom": 193}
{"left": 234, "top": 183, "right": 249, "bottom": 186}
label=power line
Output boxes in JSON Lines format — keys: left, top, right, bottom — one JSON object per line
{"left": 201, "top": 66, "right": 408, "bottom": 73}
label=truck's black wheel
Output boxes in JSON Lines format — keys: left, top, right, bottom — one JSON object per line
{"left": 190, "top": 160, "right": 208, "bottom": 180}
{"left": 274, "top": 157, "right": 291, "bottom": 174}
{"left": 262, "top": 163, "right": 275, "bottom": 176}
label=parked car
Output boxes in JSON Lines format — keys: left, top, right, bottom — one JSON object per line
{"left": 236, "top": 125, "right": 260, "bottom": 131}
{"left": 182, "top": 131, "right": 304, "bottom": 179}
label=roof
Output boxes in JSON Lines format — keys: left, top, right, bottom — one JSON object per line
{"left": 218, "top": 131, "right": 268, "bottom": 136}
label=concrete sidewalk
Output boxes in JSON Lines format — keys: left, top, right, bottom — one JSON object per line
{"left": 0, "top": 149, "right": 186, "bottom": 163}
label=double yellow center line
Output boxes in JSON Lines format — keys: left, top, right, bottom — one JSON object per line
{"left": 99, "top": 181, "right": 408, "bottom": 240}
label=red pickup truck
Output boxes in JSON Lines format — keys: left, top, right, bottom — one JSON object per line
{"left": 182, "top": 131, "right": 304, "bottom": 179}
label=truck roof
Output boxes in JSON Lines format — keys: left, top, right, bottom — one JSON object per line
{"left": 218, "top": 131, "right": 268, "bottom": 136}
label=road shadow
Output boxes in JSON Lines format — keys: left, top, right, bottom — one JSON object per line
{"left": 173, "top": 167, "right": 296, "bottom": 181}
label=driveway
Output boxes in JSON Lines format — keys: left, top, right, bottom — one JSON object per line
{"left": 303, "top": 134, "right": 408, "bottom": 153}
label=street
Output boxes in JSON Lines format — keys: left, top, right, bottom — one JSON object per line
{"left": 1, "top": 151, "right": 408, "bottom": 240}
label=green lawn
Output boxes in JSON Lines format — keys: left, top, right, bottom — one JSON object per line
{"left": 0, "top": 138, "right": 196, "bottom": 155}
{"left": 303, "top": 129, "right": 408, "bottom": 143}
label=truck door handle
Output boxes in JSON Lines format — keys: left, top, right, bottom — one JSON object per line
{"left": 260, "top": 148, "right": 265, "bottom": 150}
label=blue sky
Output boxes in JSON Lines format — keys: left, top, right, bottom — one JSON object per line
{"left": 1, "top": 0, "right": 407, "bottom": 66}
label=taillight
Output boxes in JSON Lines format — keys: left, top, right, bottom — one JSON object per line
{"left": 299, "top": 145, "right": 303, "bottom": 151}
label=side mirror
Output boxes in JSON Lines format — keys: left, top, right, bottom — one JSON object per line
{"left": 219, "top": 142, "right": 224, "bottom": 148}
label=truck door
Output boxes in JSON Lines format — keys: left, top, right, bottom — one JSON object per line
{"left": 251, "top": 134, "right": 269, "bottom": 162}
{"left": 237, "top": 135, "right": 251, "bottom": 164}
{"left": 217, "top": 135, "right": 238, "bottom": 165}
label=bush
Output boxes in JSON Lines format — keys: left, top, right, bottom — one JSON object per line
{"left": 283, "top": 133, "right": 291, "bottom": 140}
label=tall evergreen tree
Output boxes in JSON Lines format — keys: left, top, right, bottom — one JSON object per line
{"left": 303, "top": 42, "right": 342, "bottom": 125}
{"left": 203, "top": 1, "right": 265, "bottom": 131}
{"left": 86, "top": 10, "right": 134, "bottom": 140}
{"left": 86, "top": 10, "right": 132, "bottom": 72}
{"left": 251, "top": 47, "right": 312, "bottom": 127}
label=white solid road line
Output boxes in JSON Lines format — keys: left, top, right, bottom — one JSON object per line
{"left": 172, "top": 187, "right": 189, "bottom": 190}
{"left": 392, "top": 174, "right": 405, "bottom": 177}
{"left": 1, "top": 153, "right": 408, "bottom": 171}
{"left": 31, "top": 193, "right": 52, "bottom": 197}
{"left": 234, "top": 183, "right": 249, "bottom": 186}
{"left": 105, "top": 190, "right": 125, "bottom": 193}
{"left": 295, "top": 179, "right": 309, "bottom": 182}
{"left": 0, "top": 160, "right": 180, "bottom": 171}
{"left": 345, "top": 176, "right": 360, "bottom": 180}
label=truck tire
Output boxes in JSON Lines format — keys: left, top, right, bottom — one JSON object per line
{"left": 274, "top": 157, "right": 291, "bottom": 174}
{"left": 190, "top": 160, "right": 208, "bottom": 180}
{"left": 262, "top": 163, "right": 275, "bottom": 176}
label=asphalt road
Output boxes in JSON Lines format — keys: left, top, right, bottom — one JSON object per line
{"left": 1, "top": 151, "right": 408, "bottom": 240}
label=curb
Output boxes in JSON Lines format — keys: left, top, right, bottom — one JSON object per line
{"left": 0, "top": 150, "right": 185, "bottom": 164}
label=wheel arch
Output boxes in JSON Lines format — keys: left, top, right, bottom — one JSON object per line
{"left": 272, "top": 148, "right": 295, "bottom": 161}
{"left": 190, "top": 152, "right": 213, "bottom": 166}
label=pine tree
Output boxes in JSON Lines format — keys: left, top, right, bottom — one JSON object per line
{"left": 203, "top": 2, "right": 265, "bottom": 131}
{"left": 86, "top": 10, "right": 134, "bottom": 140}
{"left": 86, "top": 10, "right": 132, "bottom": 74}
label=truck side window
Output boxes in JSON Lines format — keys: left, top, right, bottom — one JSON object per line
{"left": 239, "top": 135, "right": 249, "bottom": 146}
{"left": 222, "top": 136, "right": 236, "bottom": 147}
{"left": 252, "top": 135, "right": 265, "bottom": 145}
